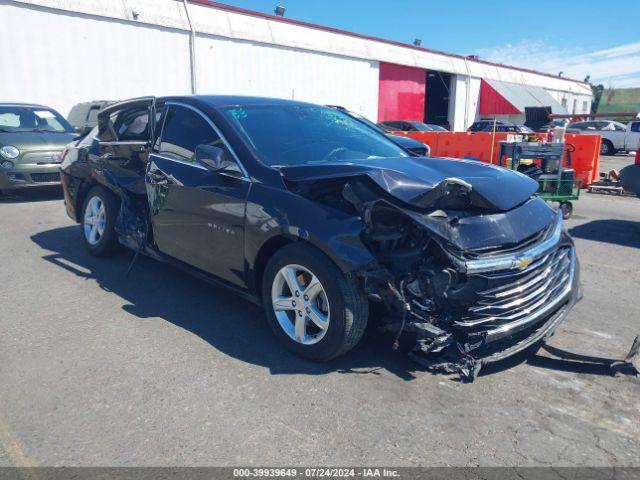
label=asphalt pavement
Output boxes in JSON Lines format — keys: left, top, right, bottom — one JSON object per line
{"left": 0, "top": 178, "right": 638, "bottom": 467}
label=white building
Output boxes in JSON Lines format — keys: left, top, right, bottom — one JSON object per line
{"left": 0, "top": 0, "right": 593, "bottom": 130}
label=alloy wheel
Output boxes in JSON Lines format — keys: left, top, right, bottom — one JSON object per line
{"left": 271, "top": 264, "right": 331, "bottom": 345}
{"left": 83, "top": 196, "right": 106, "bottom": 246}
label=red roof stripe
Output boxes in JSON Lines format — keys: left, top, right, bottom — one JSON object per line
{"left": 479, "top": 80, "right": 521, "bottom": 115}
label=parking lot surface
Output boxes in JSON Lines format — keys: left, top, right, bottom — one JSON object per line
{"left": 1, "top": 166, "right": 639, "bottom": 466}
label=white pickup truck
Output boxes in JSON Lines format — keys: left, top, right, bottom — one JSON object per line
{"left": 567, "top": 119, "right": 640, "bottom": 155}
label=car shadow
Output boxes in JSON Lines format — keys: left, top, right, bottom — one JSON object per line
{"left": 569, "top": 219, "right": 640, "bottom": 248}
{"left": 478, "top": 343, "right": 636, "bottom": 378}
{"left": 33, "top": 225, "right": 632, "bottom": 382}
{"left": 0, "top": 186, "right": 63, "bottom": 203}
{"left": 31, "top": 225, "right": 424, "bottom": 381}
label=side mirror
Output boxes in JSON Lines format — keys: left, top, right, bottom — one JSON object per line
{"left": 195, "top": 144, "right": 234, "bottom": 172}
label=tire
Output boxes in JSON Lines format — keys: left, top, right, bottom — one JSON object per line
{"left": 80, "top": 185, "right": 120, "bottom": 256}
{"left": 600, "top": 140, "right": 615, "bottom": 156}
{"left": 560, "top": 201, "right": 573, "bottom": 220}
{"left": 261, "top": 242, "right": 368, "bottom": 362}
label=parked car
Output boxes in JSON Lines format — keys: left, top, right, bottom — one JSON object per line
{"left": 567, "top": 120, "right": 640, "bottom": 155}
{"left": 535, "top": 119, "right": 569, "bottom": 133}
{"left": 468, "top": 119, "right": 534, "bottom": 133}
{"left": 0, "top": 103, "right": 77, "bottom": 193}
{"left": 67, "top": 100, "right": 114, "bottom": 137}
{"left": 379, "top": 120, "right": 447, "bottom": 132}
{"left": 327, "top": 106, "right": 430, "bottom": 156}
{"left": 60, "top": 96, "right": 581, "bottom": 377}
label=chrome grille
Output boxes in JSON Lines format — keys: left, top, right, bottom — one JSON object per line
{"left": 456, "top": 246, "right": 573, "bottom": 332}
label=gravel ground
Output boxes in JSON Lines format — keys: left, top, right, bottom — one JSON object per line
{"left": 0, "top": 182, "right": 638, "bottom": 467}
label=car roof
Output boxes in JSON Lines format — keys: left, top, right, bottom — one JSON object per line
{"left": 160, "top": 95, "right": 317, "bottom": 109}
{"left": 0, "top": 103, "right": 53, "bottom": 109}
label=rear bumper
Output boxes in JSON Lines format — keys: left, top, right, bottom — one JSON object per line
{"left": 0, "top": 164, "right": 61, "bottom": 190}
{"left": 60, "top": 171, "right": 80, "bottom": 222}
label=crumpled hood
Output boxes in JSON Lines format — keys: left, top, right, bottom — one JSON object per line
{"left": 279, "top": 156, "right": 539, "bottom": 212}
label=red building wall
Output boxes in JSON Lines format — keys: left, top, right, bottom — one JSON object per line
{"left": 378, "top": 62, "right": 426, "bottom": 121}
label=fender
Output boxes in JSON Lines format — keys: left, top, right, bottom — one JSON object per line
{"left": 244, "top": 182, "right": 377, "bottom": 280}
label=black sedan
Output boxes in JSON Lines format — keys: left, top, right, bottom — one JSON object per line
{"left": 60, "top": 96, "right": 581, "bottom": 378}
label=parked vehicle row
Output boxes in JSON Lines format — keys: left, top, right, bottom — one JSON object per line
{"left": 378, "top": 120, "right": 447, "bottom": 133}
{"left": 327, "top": 106, "right": 430, "bottom": 157}
{"left": 58, "top": 95, "right": 582, "bottom": 379}
{"left": 467, "top": 119, "right": 534, "bottom": 134}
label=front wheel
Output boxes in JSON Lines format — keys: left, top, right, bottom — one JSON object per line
{"left": 560, "top": 201, "right": 573, "bottom": 219}
{"left": 600, "top": 140, "right": 615, "bottom": 156}
{"left": 80, "top": 185, "right": 120, "bottom": 256}
{"left": 262, "top": 243, "right": 368, "bottom": 361}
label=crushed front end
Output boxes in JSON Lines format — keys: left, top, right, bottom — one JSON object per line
{"left": 342, "top": 182, "right": 582, "bottom": 381}
{"left": 280, "top": 160, "right": 583, "bottom": 380}
{"left": 365, "top": 206, "right": 580, "bottom": 381}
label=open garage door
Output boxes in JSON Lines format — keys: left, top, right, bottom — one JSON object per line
{"left": 378, "top": 63, "right": 425, "bottom": 122}
{"left": 425, "top": 71, "right": 451, "bottom": 129}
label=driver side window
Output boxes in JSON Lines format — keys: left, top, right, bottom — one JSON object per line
{"left": 158, "top": 105, "right": 225, "bottom": 162}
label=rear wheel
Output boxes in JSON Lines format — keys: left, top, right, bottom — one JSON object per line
{"left": 81, "top": 185, "right": 119, "bottom": 256}
{"left": 262, "top": 243, "right": 368, "bottom": 361}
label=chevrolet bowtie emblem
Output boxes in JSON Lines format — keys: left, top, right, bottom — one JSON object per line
{"left": 516, "top": 257, "right": 533, "bottom": 269}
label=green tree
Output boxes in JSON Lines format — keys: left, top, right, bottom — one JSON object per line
{"left": 591, "top": 83, "right": 604, "bottom": 114}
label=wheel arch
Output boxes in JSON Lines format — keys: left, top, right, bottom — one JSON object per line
{"left": 250, "top": 230, "right": 373, "bottom": 301}
{"left": 601, "top": 138, "right": 615, "bottom": 153}
{"left": 74, "top": 178, "right": 99, "bottom": 222}
{"left": 252, "top": 234, "right": 297, "bottom": 301}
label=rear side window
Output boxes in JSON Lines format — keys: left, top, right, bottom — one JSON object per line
{"left": 114, "top": 108, "right": 150, "bottom": 141}
{"left": 87, "top": 106, "right": 101, "bottom": 126}
{"left": 80, "top": 126, "right": 99, "bottom": 146}
{"left": 158, "top": 105, "right": 223, "bottom": 162}
{"left": 631, "top": 122, "right": 640, "bottom": 133}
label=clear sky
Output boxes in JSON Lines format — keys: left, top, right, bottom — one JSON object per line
{"left": 212, "top": 0, "right": 640, "bottom": 88}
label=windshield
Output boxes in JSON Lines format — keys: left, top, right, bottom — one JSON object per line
{"left": 0, "top": 106, "right": 73, "bottom": 133}
{"left": 345, "top": 110, "right": 386, "bottom": 134}
{"left": 224, "top": 105, "right": 408, "bottom": 167}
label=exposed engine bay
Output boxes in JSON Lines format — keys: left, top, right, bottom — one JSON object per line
{"left": 287, "top": 173, "right": 580, "bottom": 381}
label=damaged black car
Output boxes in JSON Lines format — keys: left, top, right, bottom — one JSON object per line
{"left": 60, "top": 96, "right": 581, "bottom": 378}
